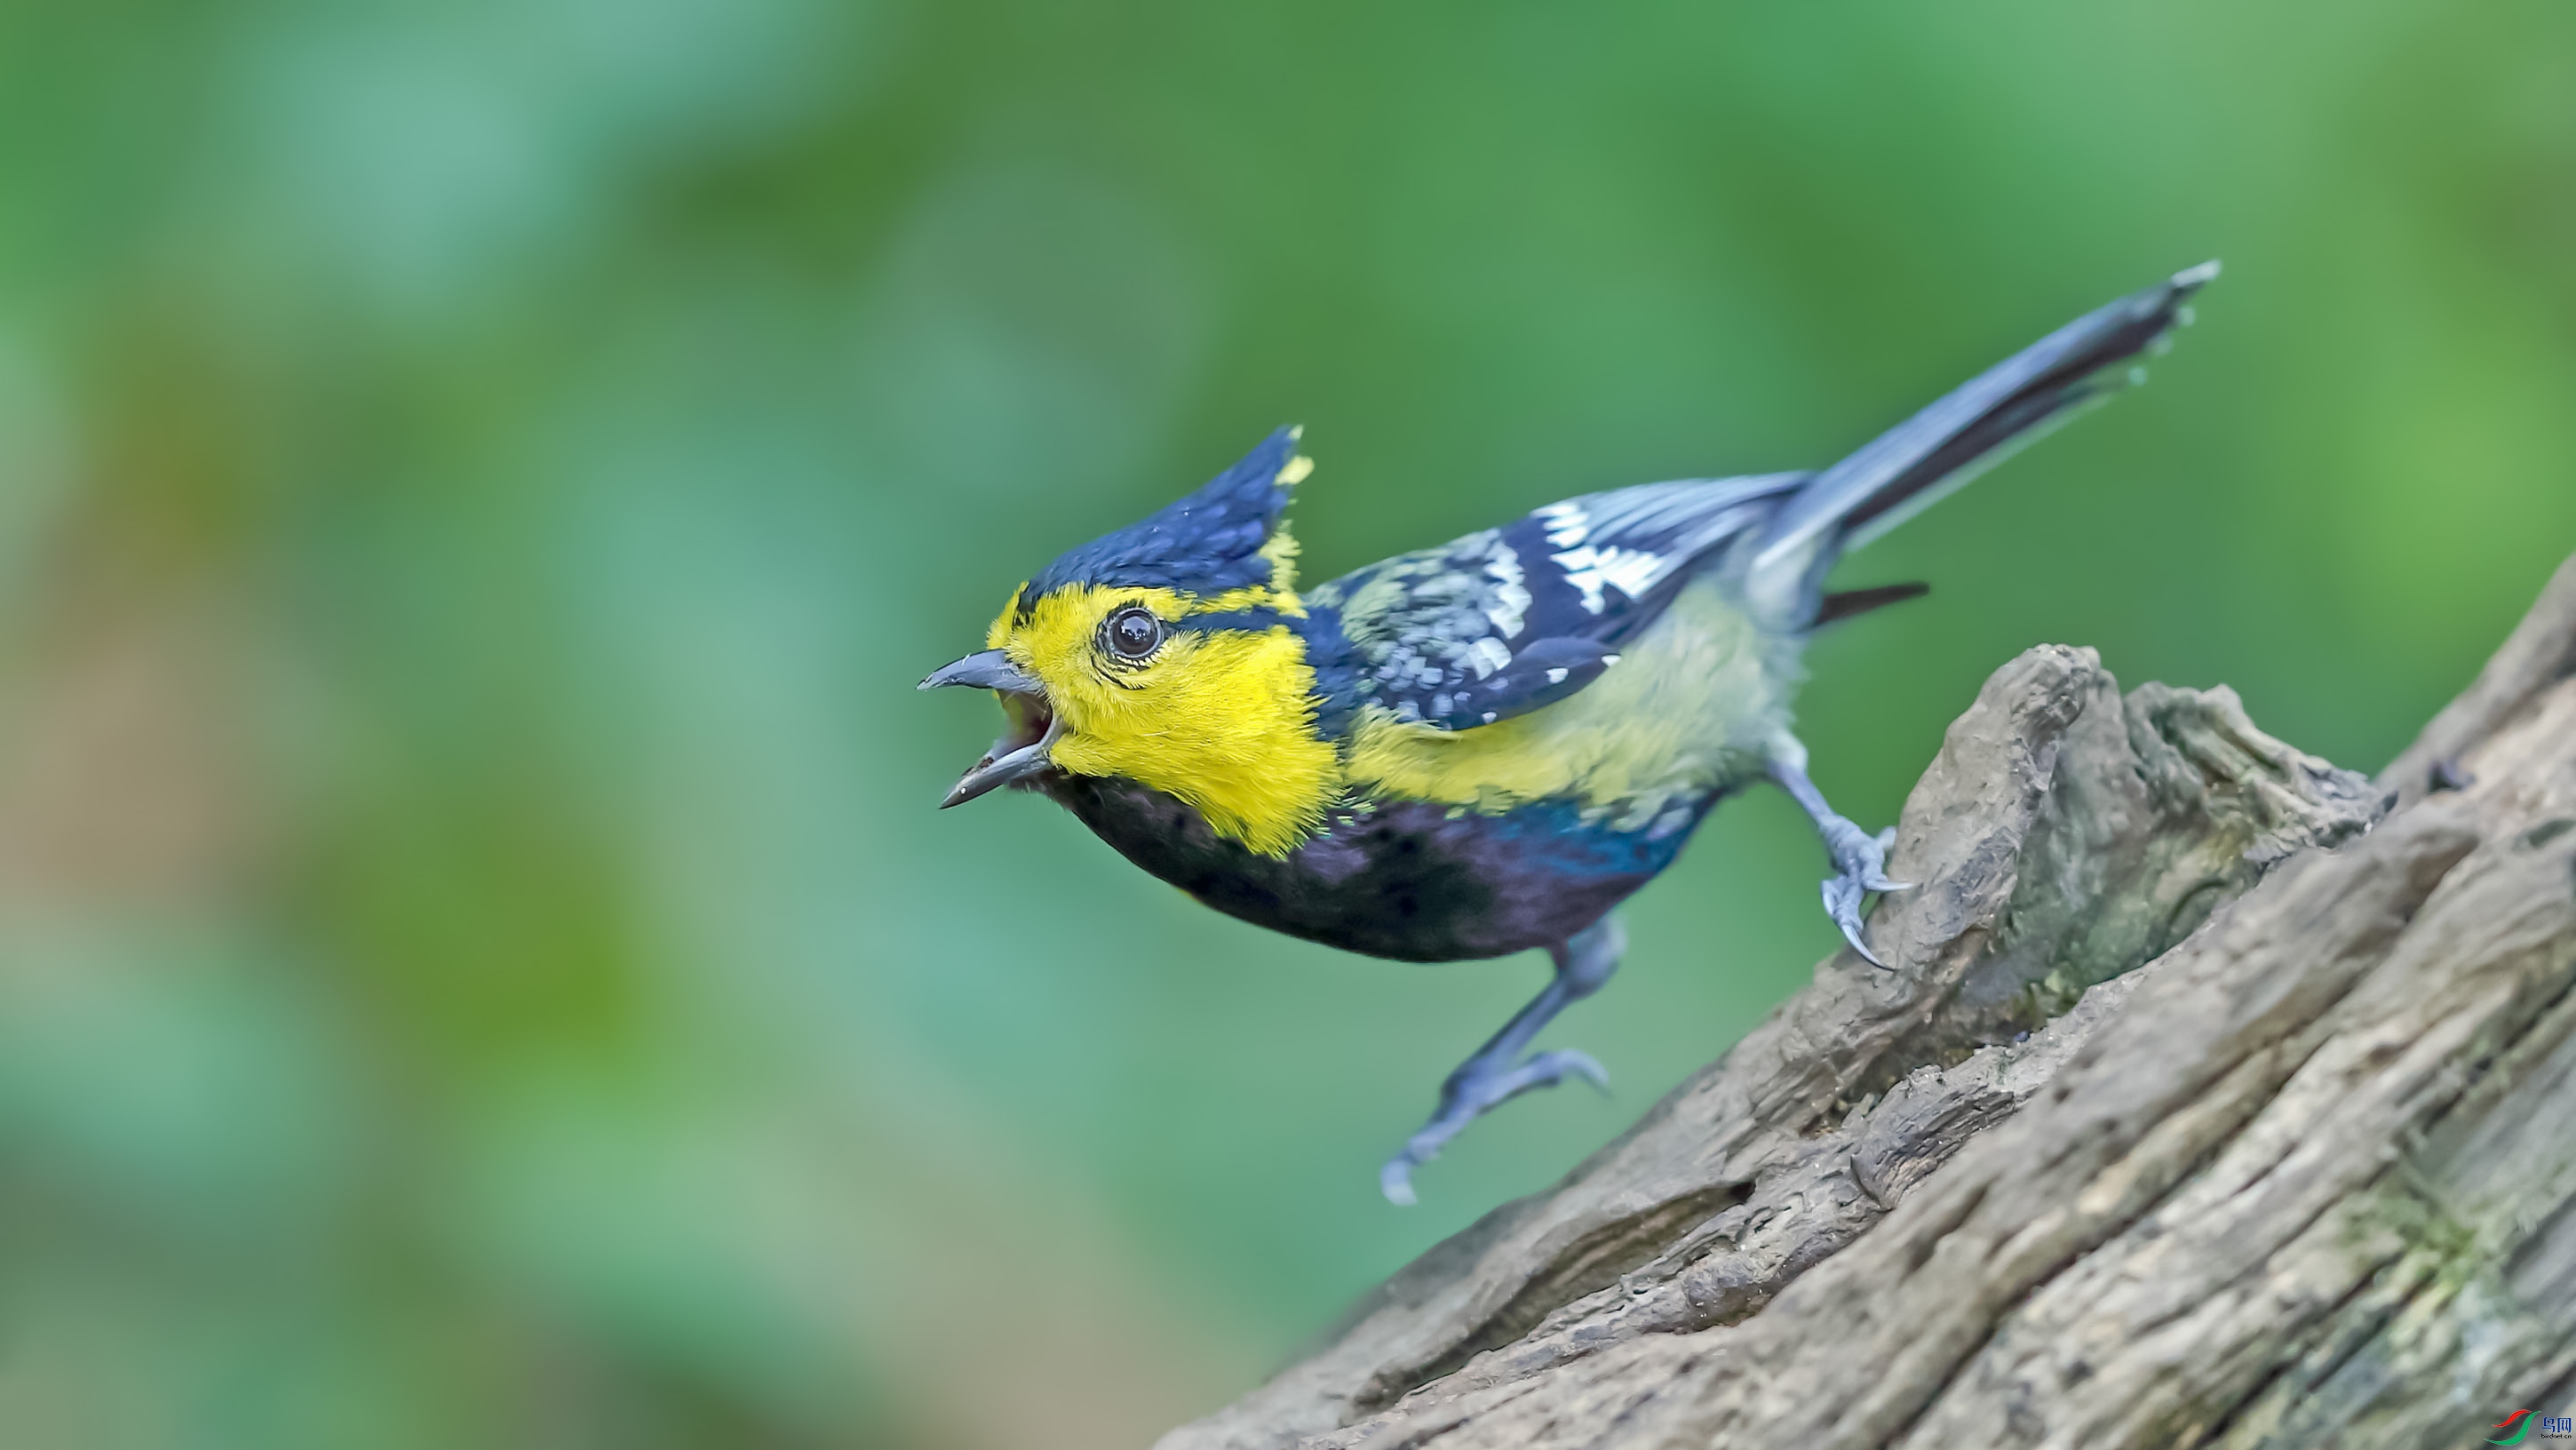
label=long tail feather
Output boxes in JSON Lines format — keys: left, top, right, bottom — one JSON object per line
{"left": 1750, "top": 260, "right": 2218, "bottom": 583}
{"left": 1812, "top": 581, "right": 1930, "bottom": 626}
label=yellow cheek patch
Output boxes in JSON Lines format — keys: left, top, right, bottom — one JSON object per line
{"left": 987, "top": 581, "right": 1340, "bottom": 857}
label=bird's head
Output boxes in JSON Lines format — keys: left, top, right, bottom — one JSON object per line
{"left": 920, "top": 427, "right": 1341, "bottom": 856}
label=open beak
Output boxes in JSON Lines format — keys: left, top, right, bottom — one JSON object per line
{"left": 918, "top": 649, "right": 1061, "bottom": 808}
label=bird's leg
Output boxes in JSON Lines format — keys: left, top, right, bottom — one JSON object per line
{"left": 1767, "top": 733, "right": 1910, "bottom": 968}
{"left": 1379, "top": 916, "right": 1624, "bottom": 1207}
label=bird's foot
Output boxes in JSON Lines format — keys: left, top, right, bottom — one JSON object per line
{"left": 1379, "top": 1049, "right": 1610, "bottom": 1206}
{"left": 1818, "top": 819, "right": 1909, "bottom": 968}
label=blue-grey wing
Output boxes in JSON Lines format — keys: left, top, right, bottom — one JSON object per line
{"left": 1307, "top": 473, "right": 1804, "bottom": 730}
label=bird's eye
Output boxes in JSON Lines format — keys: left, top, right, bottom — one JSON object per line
{"left": 1105, "top": 606, "right": 1164, "bottom": 661}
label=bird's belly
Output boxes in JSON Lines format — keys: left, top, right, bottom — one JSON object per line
{"left": 1048, "top": 776, "right": 1723, "bottom": 961}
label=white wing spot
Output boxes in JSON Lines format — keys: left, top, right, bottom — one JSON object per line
{"left": 1549, "top": 543, "right": 1665, "bottom": 613}
{"left": 1482, "top": 544, "right": 1530, "bottom": 638}
{"left": 1536, "top": 500, "right": 1589, "bottom": 550}
{"left": 1465, "top": 636, "right": 1511, "bottom": 678}
{"left": 1545, "top": 666, "right": 1569, "bottom": 685}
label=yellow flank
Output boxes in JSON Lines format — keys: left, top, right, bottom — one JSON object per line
{"left": 989, "top": 579, "right": 1338, "bottom": 857}
{"left": 1343, "top": 578, "right": 1784, "bottom": 832}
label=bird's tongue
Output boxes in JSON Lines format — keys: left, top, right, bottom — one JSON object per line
{"left": 942, "top": 704, "right": 1063, "bottom": 809}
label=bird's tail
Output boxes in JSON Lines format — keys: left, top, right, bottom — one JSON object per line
{"left": 1744, "top": 261, "right": 2217, "bottom": 621}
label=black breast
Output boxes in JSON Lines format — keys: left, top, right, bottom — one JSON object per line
{"left": 1042, "top": 775, "right": 1707, "bottom": 962}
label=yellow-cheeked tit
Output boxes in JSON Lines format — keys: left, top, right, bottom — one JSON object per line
{"left": 923, "top": 264, "right": 2217, "bottom": 1203}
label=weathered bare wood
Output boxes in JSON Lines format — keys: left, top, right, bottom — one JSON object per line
{"left": 1160, "top": 554, "right": 2576, "bottom": 1450}
{"left": 2381, "top": 552, "right": 2576, "bottom": 811}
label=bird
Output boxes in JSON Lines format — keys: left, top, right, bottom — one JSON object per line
{"left": 921, "top": 262, "right": 2216, "bottom": 1204}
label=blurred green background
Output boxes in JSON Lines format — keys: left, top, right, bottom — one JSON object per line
{"left": 2, "top": 0, "right": 2572, "bottom": 1445}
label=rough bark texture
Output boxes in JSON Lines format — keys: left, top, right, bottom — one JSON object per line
{"left": 1161, "top": 554, "right": 2576, "bottom": 1450}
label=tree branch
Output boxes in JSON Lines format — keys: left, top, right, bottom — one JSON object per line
{"left": 1161, "top": 553, "right": 2576, "bottom": 1450}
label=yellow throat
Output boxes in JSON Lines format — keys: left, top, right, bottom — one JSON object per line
{"left": 986, "top": 530, "right": 1341, "bottom": 858}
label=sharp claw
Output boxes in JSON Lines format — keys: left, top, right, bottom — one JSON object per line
{"left": 1833, "top": 909, "right": 1887, "bottom": 968}
{"left": 1813, "top": 818, "right": 1905, "bottom": 968}
{"left": 1823, "top": 873, "right": 1891, "bottom": 969}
